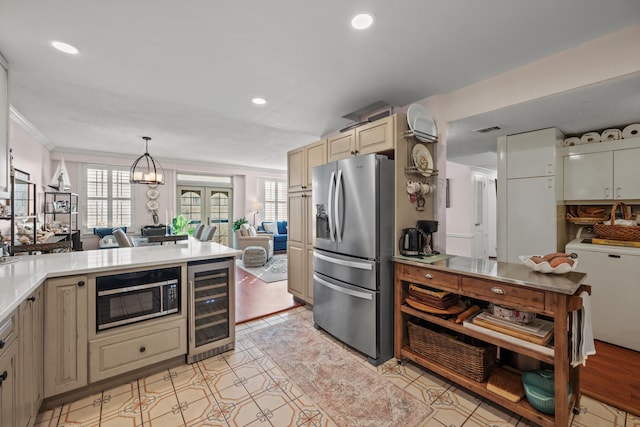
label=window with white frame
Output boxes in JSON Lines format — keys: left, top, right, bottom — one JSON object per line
{"left": 263, "top": 179, "right": 287, "bottom": 222}
{"left": 84, "top": 165, "right": 133, "bottom": 232}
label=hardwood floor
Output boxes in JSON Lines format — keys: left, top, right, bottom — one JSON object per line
{"left": 235, "top": 265, "right": 304, "bottom": 324}
{"left": 580, "top": 340, "right": 640, "bottom": 415}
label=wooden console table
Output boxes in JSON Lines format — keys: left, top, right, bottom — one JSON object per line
{"left": 147, "top": 234, "right": 188, "bottom": 244}
{"left": 394, "top": 255, "right": 589, "bottom": 427}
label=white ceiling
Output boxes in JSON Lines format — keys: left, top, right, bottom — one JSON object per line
{"left": 1, "top": 0, "right": 639, "bottom": 171}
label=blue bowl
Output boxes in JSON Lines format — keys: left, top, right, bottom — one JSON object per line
{"left": 522, "top": 370, "right": 572, "bottom": 415}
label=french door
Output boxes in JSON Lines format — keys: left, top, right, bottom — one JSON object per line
{"left": 177, "top": 186, "right": 232, "bottom": 246}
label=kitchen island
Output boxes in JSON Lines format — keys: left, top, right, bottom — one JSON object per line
{"left": 0, "top": 241, "right": 240, "bottom": 427}
{"left": 0, "top": 240, "right": 239, "bottom": 323}
{"left": 393, "top": 255, "right": 589, "bottom": 427}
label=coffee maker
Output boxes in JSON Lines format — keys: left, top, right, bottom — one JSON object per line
{"left": 416, "top": 220, "right": 439, "bottom": 256}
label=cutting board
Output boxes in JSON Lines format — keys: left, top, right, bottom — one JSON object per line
{"left": 405, "top": 297, "right": 466, "bottom": 315}
{"left": 486, "top": 367, "right": 525, "bottom": 402}
{"left": 592, "top": 238, "right": 640, "bottom": 248}
{"left": 472, "top": 314, "right": 553, "bottom": 346}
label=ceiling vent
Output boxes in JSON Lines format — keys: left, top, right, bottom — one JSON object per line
{"left": 473, "top": 126, "right": 501, "bottom": 133}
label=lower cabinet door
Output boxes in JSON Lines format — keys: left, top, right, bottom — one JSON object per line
{"left": 89, "top": 319, "right": 186, "bottom": 382}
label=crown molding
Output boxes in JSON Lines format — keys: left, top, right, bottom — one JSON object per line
{"left": 9, "top": 105, "right": 55, "bottom": 150}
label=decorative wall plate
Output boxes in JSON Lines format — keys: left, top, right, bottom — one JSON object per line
{"left": 146, "top": 189, "right": 159, "bottom": 199}
{"left": 146, "top": 200, "right": 160, "bottom": 210}
{"left": 411, "top": 143, "right": 434, "bottom": 176}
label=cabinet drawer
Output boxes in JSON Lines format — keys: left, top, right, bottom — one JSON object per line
{"left": 461, "top": 277, "right": 544, "bottom": 311}
{"left": 89, "top": 320, "right": 186, "bottom": 382}
{"left": 0, "top": 311, "right": 16, "bottom": 358}
{"left": 399, "top": 264, "right": 459, "bottom": 292}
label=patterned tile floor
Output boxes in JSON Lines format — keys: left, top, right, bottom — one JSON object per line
{"left": 36, "top": 306, "right": 637, "bottom": 427}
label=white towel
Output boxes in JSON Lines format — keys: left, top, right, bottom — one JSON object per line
{"left": 622, "top": 123, "right": 640, "bottom": 139}
{"left": 601, "top": 128, "right": 621, "bottom": 141}
{"left": 571, "top": 291, "right": 596, "bottom": 367}
{"left": 580, "top": 132, "right": 601, "bottom": 144}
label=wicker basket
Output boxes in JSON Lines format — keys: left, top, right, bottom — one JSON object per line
{"left": 407, "top": 320, "right": 496, "bottom": 382}
{"left": 593, "top": 202, "right": 640, "bottom": 242}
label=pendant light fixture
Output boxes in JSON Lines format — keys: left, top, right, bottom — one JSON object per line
{"left": 130, "top": 136, "right": 165, "bottom": 185}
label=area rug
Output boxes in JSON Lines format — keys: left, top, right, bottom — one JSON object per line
{"left": 249, "top": 321, "right": 434, "bottom": 426}
{"left": 236, "top": 254, "right": 287, "bottom": 283}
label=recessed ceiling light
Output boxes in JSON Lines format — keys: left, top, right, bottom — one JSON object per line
{"left": 350, "top": 13, "right": 375, "bottom": 30}
{"left": 252, "top": 97, "right": 267, "bottom": 105}
{"left": 51, "top": 41, "right": 79, "bottom": 55}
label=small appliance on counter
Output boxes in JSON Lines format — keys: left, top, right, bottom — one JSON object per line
{"left": 400, "top": 227, "right": 426, "bottom": 256}
{"left": 417, "top": 220, "right": 439, "bottom": 255}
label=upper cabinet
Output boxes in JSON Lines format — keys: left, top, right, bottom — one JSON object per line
{"left": 288, "top": 139, "right": 327, "bottom": 192}
{"left": 506, "top": 128, "right": 561, "bottom": 179}
{"left": 327, "top": 115, "right": 396, "bottom": 162}
{"left": 563, "top": 144, "right": 640, "bottom": 201}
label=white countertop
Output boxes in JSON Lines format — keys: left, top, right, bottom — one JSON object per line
{"left": 0, "top": 240, "right": 241, "bottom": 323}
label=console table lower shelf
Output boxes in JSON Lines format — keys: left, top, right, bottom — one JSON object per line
{"left": 399, "top": 346, "right": 575, "bottom": 427}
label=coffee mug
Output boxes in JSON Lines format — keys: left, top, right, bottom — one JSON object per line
{"left": 406, "top": 181, "right": 419, "bottom": 194}
{"left": 421, "top": 183, "right": 430, "bottom": 194}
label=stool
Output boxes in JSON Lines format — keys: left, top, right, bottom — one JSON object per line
{"left": 243, "top": 246, "right": 267, "bottom": 267}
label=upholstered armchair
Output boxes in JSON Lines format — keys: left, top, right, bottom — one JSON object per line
{"left": 235, "top": 224, "right": 273, "bottom": 259}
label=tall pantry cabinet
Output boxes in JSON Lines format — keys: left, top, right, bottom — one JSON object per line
{"left": 497, "top": 128, "right": 566, "bottom": 263}
{"left": 287, "top": 139, "right": 326, "bottom": 303}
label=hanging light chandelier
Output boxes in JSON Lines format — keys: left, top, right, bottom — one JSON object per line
{"left": 130, "top": 136, "right": 165, "bottom": 185}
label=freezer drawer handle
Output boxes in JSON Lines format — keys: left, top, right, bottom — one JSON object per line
{"left": 608, "top": 254, "right": 621, "bottom": 259}
{"left": 313, "top": 274, "right": 373, "bottom": 300}
{"left": 313, "top": 252, "right": 373, "bottom": 270}
{"left": 424, "top": 273, "right": 433, "bottom": 279}
{"left": 490, "top": 287, "right": 506, "bottom": 295}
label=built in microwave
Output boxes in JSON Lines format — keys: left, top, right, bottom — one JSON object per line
{"left": 95, "top": 266, "right": 181, "bottom": 331}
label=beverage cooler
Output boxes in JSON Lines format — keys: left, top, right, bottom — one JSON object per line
{"left": 187, "top": 258, "right": 235, "bottom": 363}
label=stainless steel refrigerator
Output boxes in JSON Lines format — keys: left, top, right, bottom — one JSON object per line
{"left": 312, "top": 153, "right": 394, "bottom": 365}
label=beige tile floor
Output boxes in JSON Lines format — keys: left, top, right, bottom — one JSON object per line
{"left": 36, "top": 306, "right": 637, "bottom": 427}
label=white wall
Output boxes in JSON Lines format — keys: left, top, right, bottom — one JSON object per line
{"left": 445, "top": 161, "right": 473, "bottom": 257}
{"left": 444, "top": 162, "right": 496, "bottom": 259}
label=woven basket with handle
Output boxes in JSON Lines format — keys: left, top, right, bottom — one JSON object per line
{"left": 593, "top": 202, "right": 640, "bottom": 241}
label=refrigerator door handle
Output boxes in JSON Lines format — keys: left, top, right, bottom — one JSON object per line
{"left": 335, "top": 168, "right": 343, "bottom": 243}
{"left": 313, "top": 274, "right": 373, "bottom": 300}
{"left": 313, "top": 251, "right": 373, "bottom": 270}
{"left": 328, "top": 171, "right": 336, "bottom": 242}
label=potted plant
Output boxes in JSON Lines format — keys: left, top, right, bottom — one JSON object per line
{"left": 232, "top": 217, "right": 248, "bottom": 232}
{"left": 171, "top": 215, "right": 192, "bottom": 235}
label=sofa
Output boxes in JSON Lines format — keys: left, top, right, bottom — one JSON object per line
{"left": 94, "top": 227, "right": 127, "bottom": 249}
{"left": 260, "top": 221, "right": 287, "bottom": 252}
{"left": 235, "top": 224, "right": 274, "bottom": 260}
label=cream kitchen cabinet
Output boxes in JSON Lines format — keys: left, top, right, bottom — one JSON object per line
{"left": 506, "top": 128, "right": 558, "bottom": 179}
{"left": 287, "top": 192, "right": 315, "bottom": 302}
{"left": 18, "top": 286, "right": 43, "bottom": 427}
{"left": 498, "top": 128, "right": 565, "bottom": 264}
{"left": 0, "top": 312, "right": 18, "bottom": 427}
{"left": 44, "top": 275, "right": 88, "bottom": 398}
{"left": 563, "top": 147, "right": 640, "bottom": 200}
{"left": 327, "top": 115, "right": 396, "bottom": 162}
{"left": 288, "top": 139, "right": 327, "bottom": 192}
{"left": 89, "top": 319, "right": 186, "bottom": 382}
{"left": 288, "top": 139, "right": 324, "bottom": 303}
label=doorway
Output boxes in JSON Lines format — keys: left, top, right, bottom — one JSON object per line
{"left": 177, "top": 186, "right": 232, "bottom": 246}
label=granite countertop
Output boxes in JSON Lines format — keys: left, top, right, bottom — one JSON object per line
{"left": 393, "top": 254, "right": 586, "bottom": 295}
{"left": 0, "top": 240, "right": 241, "bottom": 324}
